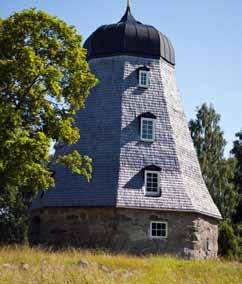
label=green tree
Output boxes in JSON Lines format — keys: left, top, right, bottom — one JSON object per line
{"left": 218, "top": 221, "right": 240, "bottom": 258}
{"left": 231, "top": 131, "right": 242, "bottom": 256}
{"left": 189, "top": 103, "right": 239, "bottom": 256}
{"left": 189, "top": 104, "right": 226, "bottom": 203}
{"left": 231, "top": 131, "right": 242, "bottom": 223}
{"left": 0, "top": 9, "right": 97, "bottom": 243}
{"left": 216, "top": 158, "right": 238, "bottom": 221}
{"left": 0, "top": 185, "right": 32, "bottom": 243}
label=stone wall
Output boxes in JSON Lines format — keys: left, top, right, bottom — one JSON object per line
{"left": 30, "top": 208, "right": 218, "bottom": 259}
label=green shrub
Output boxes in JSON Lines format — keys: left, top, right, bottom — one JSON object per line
{"left": 218, "top": 221, "right": 240, "bottom": 258}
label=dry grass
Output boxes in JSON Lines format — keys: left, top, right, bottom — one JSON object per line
{"left": 0, "top": 246, "right": 241, "bottom": 284}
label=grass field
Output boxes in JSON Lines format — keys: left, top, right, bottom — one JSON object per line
{"left": 0, "top": 247, "right": 241, "bottom": 284}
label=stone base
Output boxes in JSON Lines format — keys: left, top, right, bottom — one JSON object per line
{"left": 29, "top": 208, "right": 218, "bottom": 259}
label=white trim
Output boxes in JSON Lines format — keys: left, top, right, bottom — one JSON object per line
{"left": 139, "top": 70, "right": 149, "bottom": 88}
{"left": 144, "top": 170, "right": 160, "bottom": 197}
{"left": 140, "top": 117, "right": 156, "bottom": 142}
{"left": 149, "top": 221, "right": 168, "bottom": 239}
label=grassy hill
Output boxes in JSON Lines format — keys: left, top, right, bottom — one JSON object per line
{"left": 0, "top": 247, "right": 241, "bottom": 284}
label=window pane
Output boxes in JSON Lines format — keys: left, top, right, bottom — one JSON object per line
{"left": 157, "top": 230, "right": 162, "bottom": 236}
{"left": 151, "top": 222, "right": 167, "bottom": 238}
{"left": 146, "top": 172, "right": 159, "bottom": 193}
{"left": 152, "top": 223, "right": 156, "bottom": 230}
{"left": 147, "top": 184, "right": 152, "bottom": 190}
{"left": 157, "top": 223, "right": 161, "bottom": 229}
{"left": 140, "top": 71, "right": 148, "bottom": 86}
{"left": 141, "top": 119, "right": 154, "bottom": 141}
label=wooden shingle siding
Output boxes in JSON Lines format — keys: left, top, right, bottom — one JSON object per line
{"left": 31, "top": 55, "right": 221, "bottom": 220}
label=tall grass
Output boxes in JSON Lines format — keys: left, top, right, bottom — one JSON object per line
{"left": 0, "top": 246, "right": 241, "bottom": 284}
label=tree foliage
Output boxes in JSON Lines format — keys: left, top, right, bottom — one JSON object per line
{"left": 0, "top": 185, "right": 32, "bottom": 243}
{"left": 232, "top": 132, "right": 242, "bottom": 192}
{"left": 230, "top": 132, "right": 242, "bottom": 256}
{"left": 218, "top": 221, "right": 240, "bottom": 258}
{"left": 216, "top": 158, "right": 238, "bottom": 221}
{"left": 189, "top": 104, "right": 226, "bottom": 201}
{"left": 189, "top": 103, "right": 238, "bottom": 219}
{"left": 0, "top": 9, "right": 97, "bottom": 243}
{"left": 231, "top": 131, "right": 242, "bottom": 223}
{"left": 189, "top": 103, "right": 240, "bottom": 257}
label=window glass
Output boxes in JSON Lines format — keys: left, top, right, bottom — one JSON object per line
{"left": 139, "top": 70, "right": 149, "bottom": 87}
{"left": 141, "top": 118, "right": 155, "bottom": 141}
{"left": 145, "top": 171, "right": 160, "bottom": 195}
{"left": 150, "top": 221, "right": 167, "bottom": 238}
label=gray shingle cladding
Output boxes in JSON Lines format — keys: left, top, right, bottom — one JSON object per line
{"left": 31, "top": 55, "right": 221, "bottom": 220}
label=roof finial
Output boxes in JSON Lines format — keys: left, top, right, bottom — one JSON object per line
{"left": 119, "top": 0, "right": 136, "bottom": 23}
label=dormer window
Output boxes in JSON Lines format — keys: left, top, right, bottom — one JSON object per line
{"left": 139, "top": 112, "right": 156, "bottom": 142}
{"left": 141, "top": 118, "right": 155, "bottom": 141}
{"left": 143, "top": 165, "right": 161, "bottom": 197}
{"left": 145, "top": 171, "right": 160, "bottom": 196}
{"left": 138, "top": 66, "right": 150, "bottom": 88}
{"left": 139, "top": 70, "right": 149, "bottom": 87}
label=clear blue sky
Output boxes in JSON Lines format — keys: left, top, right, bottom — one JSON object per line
{"left": 1, "top": 0, "right": 241, "bottom": 154}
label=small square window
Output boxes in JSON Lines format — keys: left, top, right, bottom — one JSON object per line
{"left": 139, "top": 70, "right": 149, "bottom": 88}
{"left": 141, "top": 118, "right": 155, "bottom": 142}
{"left": 145, "top": 170, "right": 160, "bottom": 196}
{"left": 150, "top": 221, "right": 168, "bottom": 239}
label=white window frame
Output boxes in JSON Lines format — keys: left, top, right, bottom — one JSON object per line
{"left": 144, "top": 170, "right": 160, "bottom": 197}
{"left": 149, "top": 221, "right": 168, "bottom": 239}
{"left": 140, "top": 117, "right": 156, "bottom": 142}
{"left": 139, "top": 70, "right": 149, "bottom": 88}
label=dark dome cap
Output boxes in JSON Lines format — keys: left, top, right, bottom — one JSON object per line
{"left": 84, "top": 6, "right": 175, "bottom": 65}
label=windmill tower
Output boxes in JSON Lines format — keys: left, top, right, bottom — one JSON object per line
{"left": 30, "top": 3, "right": 221, "bottom": 259}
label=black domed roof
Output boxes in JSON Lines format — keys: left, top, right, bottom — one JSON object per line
{"left": 84, "top": 6, "right": 175, "bottom": 65}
